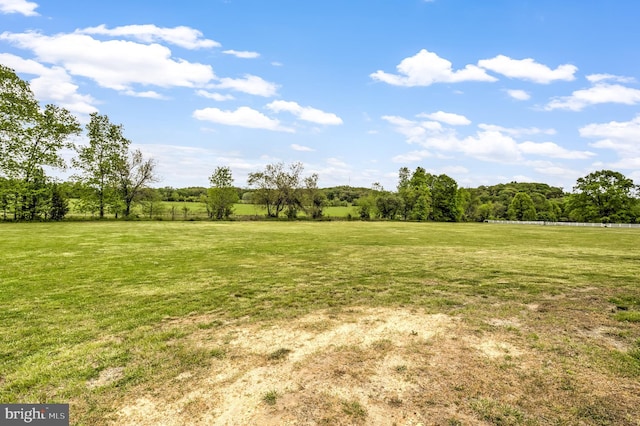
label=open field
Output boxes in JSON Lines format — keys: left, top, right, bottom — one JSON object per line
{"left": 65, "top": 201, "right": 358, "bottom": 220}
{"left": 1, "top": 222, "right": 639, "bottom": 425}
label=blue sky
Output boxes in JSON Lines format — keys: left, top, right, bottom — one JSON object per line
{"left": 2, "top": 0, "right": 640, "bottom": 190}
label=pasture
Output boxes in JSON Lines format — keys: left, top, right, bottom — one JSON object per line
{"left": 0, "top": 221, "right": 639, "bottom": 425}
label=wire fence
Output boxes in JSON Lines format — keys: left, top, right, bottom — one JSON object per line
{"left": 486, "top": 220, "right": 640, "bottom": 228}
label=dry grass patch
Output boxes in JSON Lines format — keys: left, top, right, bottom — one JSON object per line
{"left": 108, "top": 305, "right": 640, "bottom": 425}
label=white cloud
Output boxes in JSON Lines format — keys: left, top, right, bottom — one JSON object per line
{"left": 192, "top": 106, "right": 294, "bottom": 132}
{"left": 212, "top": 74, "right": 278, "bottom": 97}
{"left": 0, "top": 52, "right": 97, "bottom": 114}
{"left": 546, "top": 83, "right": 640, "bottom": 111}
{"left": 580, "top": 115, "right": 640, "bottom": 155}
{"left": 196, "top": 90, "right": 235, "bottom": 101}
{"left": 291, "top": 144, "right": 315, "bottom": 152}
{"left": 477, "top": 124, "right": 556, "bottom": 136}
{"left": 392, "top": 150, "right": 431, "bottom": 163}
{"left": 418, "top": 111, "right": 471, "bottom": 126}
{"left": 385, "top": 114, "right": 586, "bottom": 165}
{"left": 518, "top": 141, "right": 595, "bottom": 159}
{"left": 0, "top": 31, "right": 215, "bottom": 91}
{"left": 266, "top": 100, "right": 343, "bottom": 125}
{"left": 222, "top": 49, "right": 260, "bottom": 59}
{"left": 0, "top": 0, "right": 38, "bottom": 16}
{"left": 370, "top": 49, "right": 496, "bottom": 87}
{"left": 122, "top": 89, "right": 165, "bottom": 99}
{"left": 460, "top": 130, "right": 522, "bottom": 163}
{"left": 478, "top": 55, "right": 577, "bottom": 83}
{"left": 77, "top": 24, "right": 219, "bottom": 49}
{"left": 506, "top": 89, "right": 531, "bottom": 100}
{"left": 586, "top": 73, "right": 635, "bottom": 84}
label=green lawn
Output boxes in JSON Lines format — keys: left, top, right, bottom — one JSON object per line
{"left": 1, "top": 222, "right": 639, "bottom": 424}
{"left": 66, "top": 201, "right": 357, "bottom": 219}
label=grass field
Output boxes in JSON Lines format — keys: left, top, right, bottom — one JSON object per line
{"left": 66, "top": 201, "right": 357, "bottom": 220}
{"left": 1, "top": 222, "right": 639, "bottom": 425}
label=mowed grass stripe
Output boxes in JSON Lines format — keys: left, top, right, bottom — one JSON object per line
{"left": 0, "top": 221, "right": 639, "bottom": 421}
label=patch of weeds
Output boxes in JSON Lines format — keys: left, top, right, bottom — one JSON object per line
{"left": 387, "top": 395, "right": 402, "bottom": 407}
{"left": 614, "top": 311, "right": 640, "bottom": 322}
{"left": 394, "top": 364, "right": 407, "bottom": 373}
{"left": 447, "top": 419, "right": 463, "bottom": 426}
{"left": 575, "top": 402, "right": 618, "bottom": 425}
{"left": 210, "top": 348, "right": 226, "bottom": 359}
{"left": 370, "top": 338, "right": 393, "bottom": 352}
{"left": 267, "top": 348, "right": 291, "bottom": 361}
{"left": 262, "top": 389, "right": 278, "bottom": 406}
{"left": 341, "top": 400, "right": 367, "bottom": 418}
{"left": 470, "top": 398, "right": 532, "bottom": 425}
{"left": 196, "top": 319, "right": 224, "bottom": 329}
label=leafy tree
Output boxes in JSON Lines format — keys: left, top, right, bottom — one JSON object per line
{"left": 507, "top": 192, "right": 538, "bottom": 221}
{"left": 73, "top": 113, "right": 129, "bottom": 218}
{"left": 115, "top": 148, "right": 158, "bottom": 217}
{"left": 567, "top": 170, "right": 638, "bottom": 223}
{"left": 248, "top": 162, "right": 306, "bottom": 218}
{"left": 397, "top": 167, "right": 432, "bottom": 221}
{"left": 427, "top": 173, "right": 460, "bottom": 221}
{"left": 49, "top": 183, "right": 69, "bottom": 221}
{"left": 0, "top": 65, "right": 81, "bottom": 220}
{"left": 301, "top": 173, "right": 326, "bottom": 219}
{"left": 206, "top": 166, "right": 239, "bottom": 219}
{"left": 375, "top": 191, "right": 402, "bottom": 219}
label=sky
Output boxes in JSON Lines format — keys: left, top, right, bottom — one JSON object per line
{"left": 2, "top": 0, "right": 640, "bottom": 191}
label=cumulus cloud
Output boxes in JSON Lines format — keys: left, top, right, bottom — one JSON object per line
{"left": 266, "top": 100, "right": 343, "bottom": 125}
{"left": 586, "top": 73, "right": 635, "bottom": 84}
{"left": 77, "top": 24, "right": 219, "bottom": 49}
{"left": 0, "top": 31, "right": 215, "bottom": 91}
{"left": 0, "top": 52, "right": 97, "bottom": 114}
{"left": 222, "top": 49, "right": 260, "bottom": 59}
{"left": 193, "top": 106, "right": 294, "bottom": 132}
{"left": 212, "top": 74, "right": 278, "bottom": 97}
{"left": 196, "top": 90, "right": 235, "bottom": 101}
{"left": 392, "top": 150, "right": 432, "bottom": 163}
{"left": 0, "top": 0, "right": 38, "bottom": 16}
{"left": 418, "top": 111, "right": 471, "bottom": 126}
{"left": 478, "top": 55, "right": 577, "bottom": 83}
{"left": 477, "top": 124, "right": 556, "bottom": 136}
{"left": 385, "top": 114, "right": 585, "bottom": 164}
{"left": 506, "top": 89, "right": 531, "bottom": 100}
{"left": 546, "top": 83, "right": 640, "bottom": 111}
{"left": 580, "top": 115, "right": 640, "bottom": 155}
{"left": 517, "top": 141, "right": 595, "bottom": 159}
{"left": 371, "top": 49, "right": 496, "bottom": 87}
{"left": 291, "top": 144, "right": 315, "bottom": 152}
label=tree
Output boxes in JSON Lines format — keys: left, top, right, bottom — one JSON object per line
{"left": 375, "top": 191, "right": 402, "bottom": 219}
{"left": 0, "top": 65, "right": 81, "bottom": 220}
{"left": 115, "top": 148, "right": 158, "bottom": 217}
{"left": 507, "top": 192, "right": 537, "bottom": 221}
{"left": 301, "top": 173, "right": 326, "bottom": 219}
{"left": 206, "top": 166, "right": 239, "bottom": 219}
{"left": 428, "top": 173, "right": 460, "bottom": 222}
{"left": 247, "top": 162, "right": 305, "bottom": 218}
{"left": 49, "top": 183, "right": 69, "bottom": 221}
{"left": 397, "top": 167, "right": 431, "bottom": 221}
{"left": 567, "top": 170, "right": 638, "bottom": 223}
{"left": 73, "top": 113, "right": 130, "bottom": 218}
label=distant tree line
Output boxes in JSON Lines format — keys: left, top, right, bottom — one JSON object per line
{"left": 2, "top": 63, "right": 639, "bottom": 223}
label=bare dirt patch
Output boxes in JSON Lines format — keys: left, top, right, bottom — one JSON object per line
{"left": 111, "top": 306, "right": 640, "bottom": 425}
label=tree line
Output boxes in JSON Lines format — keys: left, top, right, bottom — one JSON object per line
{"left": 2, "top": 64, "right": 639, "bottom": 223}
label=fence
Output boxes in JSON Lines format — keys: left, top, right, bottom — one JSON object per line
{"left": 486, "top": 220, "right": 640, "bottom": 228}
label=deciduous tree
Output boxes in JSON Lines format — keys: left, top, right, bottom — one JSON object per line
{"left": 206, "top": 166, "right": 238, "bottom": 219}
{"left": 567, "top": 170, "right": 638, "bottom": 223}
{"left": 0, "top": 65, "right": 81, "bottom": 220}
